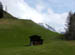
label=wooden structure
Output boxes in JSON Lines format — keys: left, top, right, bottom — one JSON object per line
{"left": 30, "top": 35, "right": 43, "bottom": 45}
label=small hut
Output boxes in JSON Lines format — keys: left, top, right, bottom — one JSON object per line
{"left": 30, "top": 35, "right": 43, "bottom": 46}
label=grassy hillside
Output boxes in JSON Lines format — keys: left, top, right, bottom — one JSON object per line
{"left": 3, "top": 11, "right": 17, "bottom": 19}
{"left": 0, "top": 12, "right": 75, "bottom": 55}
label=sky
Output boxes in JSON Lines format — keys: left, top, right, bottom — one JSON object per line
{"left": 24, "top": 0, "right": 75, "bottom": 13}
{"left": 0, "top": 0, "right": 75, "bottom": 33}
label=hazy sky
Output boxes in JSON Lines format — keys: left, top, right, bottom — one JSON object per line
{"left": 0, "top": 0, "right": 75, "bottom": 32}
{"left": 24, "top": 0, "right": 75, "bottom": 13}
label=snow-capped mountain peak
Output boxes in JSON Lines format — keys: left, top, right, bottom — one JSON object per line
{"left": 39, "top": 23, "right": 56, "bottom": 32}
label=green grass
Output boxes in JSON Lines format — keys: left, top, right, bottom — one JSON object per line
{"left": 0, "top": 12, "right": 75, "bottom": 55}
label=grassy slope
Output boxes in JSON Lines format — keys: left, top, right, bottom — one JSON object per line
{"left": 0, "top": 12, "right": 75, "bottom": 55}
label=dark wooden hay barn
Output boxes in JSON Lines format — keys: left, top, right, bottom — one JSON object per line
{"left": 30, "top": 35, "right": 43, "bottom": 46}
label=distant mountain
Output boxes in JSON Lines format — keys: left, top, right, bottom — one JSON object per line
{"left": 39, "top": 23, "right": 56, "bottom": 32}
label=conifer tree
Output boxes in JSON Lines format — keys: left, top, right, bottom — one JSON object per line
{"left": 0, "top": 2, "right": 3, "bottom": 18}
{"left": 64, "top": 12, "right": 75, "bottom": 40}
